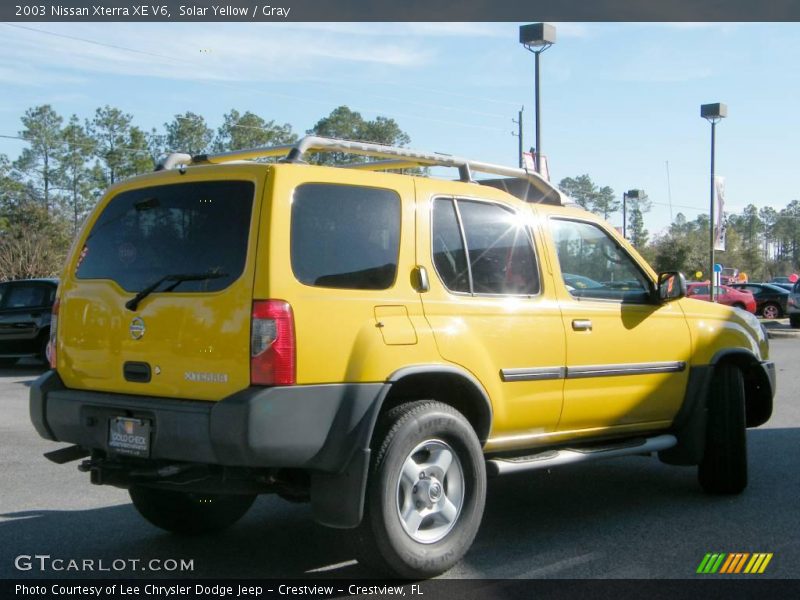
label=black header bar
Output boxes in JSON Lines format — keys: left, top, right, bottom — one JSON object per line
{"left": 4, "top": 0, "right": 800, "bottom": 22}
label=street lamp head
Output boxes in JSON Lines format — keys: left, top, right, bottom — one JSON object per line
{"left": 520, "top": 23, "right": 556, "bottom": 51}
{"left": 701, "top": 103, "right": 728, "bottom": 123}
{"left": 625, "top": 189, "right": 641, "bottom": 199}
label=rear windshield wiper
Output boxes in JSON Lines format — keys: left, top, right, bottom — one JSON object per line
{"left": 125, "top": 272, "right": 228, "bottom": 311}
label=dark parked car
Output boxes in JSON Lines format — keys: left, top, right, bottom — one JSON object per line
{"left": 0, "top": 278, "right": 58, "bottom": 366}
{"left": 772, "top": 282, "right": 795, "bottom": 292}
{"left": 729, "top": 282, "right": 790, "bottom": 319}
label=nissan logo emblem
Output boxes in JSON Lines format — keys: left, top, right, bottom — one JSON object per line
{"left": 130, "top": 317, "right": 146, "bottom": 340}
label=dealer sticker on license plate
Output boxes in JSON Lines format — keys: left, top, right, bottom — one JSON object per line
{"left": 108, "top": 417, "right": 151, "bottom": 457}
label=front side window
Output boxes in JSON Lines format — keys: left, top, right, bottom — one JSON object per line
{"left": 432, "top": 198, "right": 539, "bottom": 296}
{"left": 551, "top": 219, "right": 651, "bottom": 303}
{"left": 291, "top": 183, "right": 401, "bottom": 290}
{"left": 77, "top": 181, "right": 254, "bottom": 293}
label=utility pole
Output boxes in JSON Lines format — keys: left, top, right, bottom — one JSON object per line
{"left": 511, "top": 106, "right": 524, "bottom": 168}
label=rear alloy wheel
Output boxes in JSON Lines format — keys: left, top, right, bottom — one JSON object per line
{"left": 355, "top": 401, "right": 486, "bottom": 578}
{"left": 129, "top": 486, "right": 255, "bottom": 535}
{"left": 698, "top": 364, "right": 747, "bottom": 494}
{"left": 761, "top": 302, "right": 782, "bottom": 319}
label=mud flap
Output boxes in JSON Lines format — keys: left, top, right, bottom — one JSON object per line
{"left": 310, "top": 448, "right": 370, "bottom": 529}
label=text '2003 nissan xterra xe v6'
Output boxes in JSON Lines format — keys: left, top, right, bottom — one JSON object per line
{"left": 31, "top": 136, "right": 775, "bottom": 578}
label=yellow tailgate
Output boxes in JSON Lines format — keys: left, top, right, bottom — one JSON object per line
{"left": 57, "top": 164, "right": 267, "bottom": 401}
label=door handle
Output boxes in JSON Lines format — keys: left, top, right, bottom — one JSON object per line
{"left": 572, "top": 319, "right": 592, "bottom": 332}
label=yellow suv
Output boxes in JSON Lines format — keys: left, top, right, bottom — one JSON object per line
{"left": 31, "top": 137, "right": 775, "bottom": 578}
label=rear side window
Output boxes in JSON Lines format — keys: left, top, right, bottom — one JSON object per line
{"left": 432, "top": 198, "right": 539, "bottom": 296}
{"left": 291, "top": 183, "right": 401, "bottom": 290}
{"left": 432, "top": 199, "right": 470, "bottom": 293}
{"left": 76, "top": 181, "right": 254, "bottom": 293}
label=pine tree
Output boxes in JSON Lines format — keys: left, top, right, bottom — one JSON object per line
{"left": 56, "top": 115, "right": 96, "bottom": 233}
{"left": 13, "top": 105, "right": 64, "bottom": 213}
{"left": 214, "top": 109, "right": 296, "bottom": 152}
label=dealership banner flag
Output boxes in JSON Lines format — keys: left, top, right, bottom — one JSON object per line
{"left": 715, "top": 176, "right": 726, "bottom": 251}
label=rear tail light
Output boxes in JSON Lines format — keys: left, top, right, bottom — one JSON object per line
{"left": 48, "top": 296, "right": 60, "bottom": 369}
{"left": 251, "top": 300, "right": 296, "bottom": 386}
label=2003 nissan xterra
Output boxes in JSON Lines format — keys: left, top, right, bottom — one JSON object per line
{"left": 31, "top": 136, "right": 775, "bottom": 578}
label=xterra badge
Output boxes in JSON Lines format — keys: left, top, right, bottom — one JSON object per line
{"left": 184, "top": 371, "right": 229, "bottom": 383}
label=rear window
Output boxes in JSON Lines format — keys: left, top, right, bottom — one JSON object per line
{"left": 1, "top": 284, "right": 54, "bottom": 309}
{"left": 76, "top": 181, "right": 254, "bottom": 292}
{"left": 291, "top": 183, "right": 401, "bottom": 290}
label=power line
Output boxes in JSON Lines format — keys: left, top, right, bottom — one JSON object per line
{"left": 1, "top": 23, "right": 513, "bottom": 135}
{"left": 1, "top": 23, "right": 189, "bottom": 63}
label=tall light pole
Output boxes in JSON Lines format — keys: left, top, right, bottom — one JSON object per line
{"left": 701, "top": 102, "right": 727, "bottom": 302}
{"left": 622, "top": 189, "right": 641, "bottom": 240}
{"left": 520, "top": 23, "right": 556, "bottom": 175}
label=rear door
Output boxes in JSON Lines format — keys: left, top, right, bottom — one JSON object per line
{"left": 415, "top": 180, "right": 567, "bottom": 449}
{"left": 57, "top": 165, "right": 266, "bottom": 401}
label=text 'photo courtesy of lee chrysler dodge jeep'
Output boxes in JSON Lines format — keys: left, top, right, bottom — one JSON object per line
{"left": 30, "top": 136, "right": 775, "bottom": 578}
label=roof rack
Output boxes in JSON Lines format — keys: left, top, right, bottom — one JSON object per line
{"left": 156, "top": 135, "right": 569, "bottom": 206}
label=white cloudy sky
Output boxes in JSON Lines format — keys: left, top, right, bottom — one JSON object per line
{"left": 1, "top": 21, "right": 798, "bottom": 234}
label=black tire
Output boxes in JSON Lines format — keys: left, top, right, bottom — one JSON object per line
{"left": 790, "top": 315, "right": 800, "bottom": 329}
{"left": 354, "top": 401, "right": 486, "bottom": 579}
{"left": 129, "top": 486, "right": 255, "bottom": 535}
{"left": 760, "top": 302, "right": 782, "bottom": 319}
{"left": 698, "top": 364, "right": 747, "bottom": 494}
{"left": 732, "top": 302, "right": 745, "bottom": 310}
{"left": 38, "top": 333, "right": 49, "bottom": 364}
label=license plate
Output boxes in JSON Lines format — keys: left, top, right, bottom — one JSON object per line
{"left": 108, "top": 417, "right": 151, "bottom": 457}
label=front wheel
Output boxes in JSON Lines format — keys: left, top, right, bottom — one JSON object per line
{"left": 761, "top": 302, "right": 782, "bottom": 319}
{"left": 129, "top": 486, "right": 255, "bottom": 535}
{"left": 698, "top": 364, "right": 747, "bottom": 494}
{"left": 355, "top": 401, "right": 486, "bottom": 578}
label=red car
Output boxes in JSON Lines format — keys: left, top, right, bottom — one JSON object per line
{"left": 686, "top": 282, "right": 757, "bottom": 313}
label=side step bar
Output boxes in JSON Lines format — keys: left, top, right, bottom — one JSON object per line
{"left": 486, "top": 434, "right": 677, "bottom": 476}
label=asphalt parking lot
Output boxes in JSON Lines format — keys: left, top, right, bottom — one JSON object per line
{"left": 1, "top": 341, "right": 798, "bottom": 580}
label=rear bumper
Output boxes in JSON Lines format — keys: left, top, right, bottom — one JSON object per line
{"left": 30, "top": 370, "right": 388, "bottom": 473}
